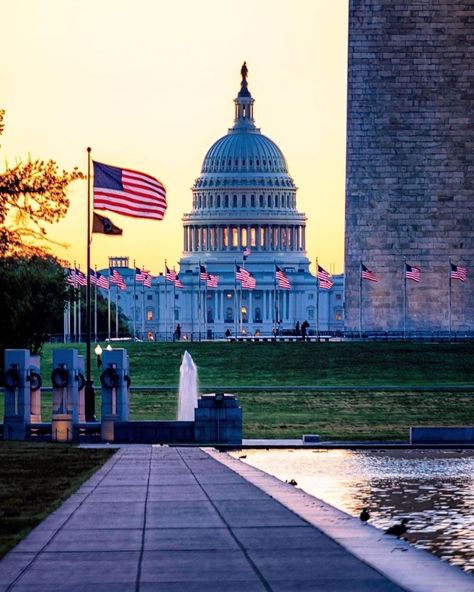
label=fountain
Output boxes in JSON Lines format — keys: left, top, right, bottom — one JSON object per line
{"left": 177, "top": 351, "right": 199, "bottom": 421}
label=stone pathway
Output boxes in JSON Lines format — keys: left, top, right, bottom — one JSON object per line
{"left": 0, "top": 447, "right": 448, "bottom": 591}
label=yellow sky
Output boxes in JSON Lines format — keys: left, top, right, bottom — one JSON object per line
{"left": 1, "top": 0, "right": 348, "bottom": 274}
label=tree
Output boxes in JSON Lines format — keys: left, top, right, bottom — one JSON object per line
{"left": 0, "top": 255, "right": 69, "bottom": 354}
{"left": 0, "top": 109, "right": 84, "bottom": 357}
{"left": 0, "top": 109, "right": 84, "bottom": 256}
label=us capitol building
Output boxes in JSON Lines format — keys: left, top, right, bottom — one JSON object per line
{"left": 103, "top": 67, "right": 343, "bottom": 340}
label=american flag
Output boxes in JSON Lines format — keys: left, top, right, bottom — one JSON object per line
{"left": 199, "top": 265, "right": 210, "bottom": 282}
{"left": 207, "top": 274, "right": 220, "bottom": 288}
{"left": 317, "top": 265, "right": 333, "bottom": 290}
{"left": 66, "top": 268, "right": 77, "bottom": 286}
{"left": 89, "top": 269, "right": 98, "bottom": 286}
{"left": 236, "top": 265, "right": 250, "bottom": 282}
{"left": 96, "top": 272, "right": 109, "bottom": 289}
{"left": 243, "top": 247, "right": 251, "bottom": 260}
{"left": 93, "top": 161, "right": 167, "bottom": 220}
{"left": 405, "top": 263, "right": 421, "bottom": 282}
{"left": 174, "top": 275, "right": 184, "bottom": 289}
{"left": 242, "top": 274, "right": 256, "bottom": 290}
{"left": 361, "top": 263, "right": 377, "bottom": 282}
{"left": 275, "top": 265, "right": 291, "bottom": 289}
{"left": 109, "top": 269, "right": 126, "bottom": 290}
{"left": 450, "top": 263, "right": 467, "bottom": 282}
{"left": 76, "top": 269, "right": 87, "bottom": 287}
{"left": 165, "top": 265, "right": 177, "bottom": 283}
{"left": 143, "top": 273, "right": 152, "bottom": 288}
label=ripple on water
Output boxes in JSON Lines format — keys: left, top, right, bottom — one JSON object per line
{"left": 231, "top": 449, "right": 474, "bottom": 575}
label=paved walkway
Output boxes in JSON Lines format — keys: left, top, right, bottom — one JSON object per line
{"left": 0, "top": 446, "right": 411, "bottom": 592}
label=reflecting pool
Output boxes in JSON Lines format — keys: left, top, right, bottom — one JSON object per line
{"left": 232, "top": 449, "right": 474, "bottom": 574}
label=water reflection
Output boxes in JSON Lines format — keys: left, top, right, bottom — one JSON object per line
{"left": 233, "top": 449, "right": 474, "bottom": 574}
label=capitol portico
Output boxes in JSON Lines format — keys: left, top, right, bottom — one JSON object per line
{"left": 102, "top": 66, "right": 343, "bottom": 339}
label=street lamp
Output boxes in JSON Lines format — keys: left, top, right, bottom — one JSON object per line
{"left": 106, "top": 344, "right": 112, "bottom": 351}
{"left": 94, "top": 343, "right": 103, "bottom": 368}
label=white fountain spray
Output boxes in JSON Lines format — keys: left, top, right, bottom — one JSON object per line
{"left": 177, "top": 350, "right": 199, "bottom": 421}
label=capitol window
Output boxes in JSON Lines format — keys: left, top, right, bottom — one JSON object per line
{"left": 233, "top": 195, "right": 237, "bottom": 207}
{"left": 259, "top": 195, "right": 264, "bottom": 207}
{"left": 232, "top": 227, "right": 238, "bottom": 247}
{"left": 217, "top": 195, "right": 221, "bottom": 207}
{"left": 251, "top": 195, "right": 255, "bottom": 207}
{"left": 147, "top": 309, "right": 154, "bottom": 321}
{"left": 224, "top": 195, "right": 229, "bottom": 207}
{"left": 242, "top": 195, "right": 246, "bottom": 207}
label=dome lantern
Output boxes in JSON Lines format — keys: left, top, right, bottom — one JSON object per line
{"left": 232, "top": 62, "right": 256, "bottom": 132}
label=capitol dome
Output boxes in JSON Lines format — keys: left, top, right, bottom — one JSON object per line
{"left": 182, "top": 64, "right": 307, "bottom": 261}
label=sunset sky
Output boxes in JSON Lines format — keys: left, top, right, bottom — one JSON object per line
{"left": 1, "top": 0, "right": 348, "bottom": 275}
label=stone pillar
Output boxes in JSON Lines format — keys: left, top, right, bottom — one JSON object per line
{"left": 100, "top": 348, "right": 130, "bottom": 442}
{"left": 3, "top": 349, "right": 32, "bottom": 440}
{"left": 51, "top": 349, "right": 82, "bottom": 442}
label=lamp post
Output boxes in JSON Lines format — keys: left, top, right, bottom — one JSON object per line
{"left": 94, "top": 343, "right": 103, "bottom": 368}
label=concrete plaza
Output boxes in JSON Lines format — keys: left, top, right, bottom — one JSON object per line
{"left": 0, "top": 446, "right": 472, "bottom": 591}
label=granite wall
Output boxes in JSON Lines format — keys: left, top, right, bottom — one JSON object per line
{"left": 345, "top": 0, "right": 474, "bottom": 332}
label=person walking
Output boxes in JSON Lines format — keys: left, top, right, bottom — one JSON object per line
{"left": 301, "top": 320, "right": 309, "bottom": 341}
{"left": 175, "top": 323, "right": 181, "bottom": 341}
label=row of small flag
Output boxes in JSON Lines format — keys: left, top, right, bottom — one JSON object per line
{"left": 361, "top": 262, "right": 468, "bottom": 283}
{"left": 66, "top": 267, "right": 153, "bottom": 290}
{"left": 66, "top": 262, "right": 336, "bottom": 292}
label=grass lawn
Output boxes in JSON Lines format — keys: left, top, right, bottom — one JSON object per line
{"left": 40, "top": 341, "right": 474, "bottom": 387}
{"left": 0, "top": 443, "right": 114, "bottom": 559}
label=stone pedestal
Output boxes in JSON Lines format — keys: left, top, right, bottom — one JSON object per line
{"left": 51, "top": 414, "right": 74, "bottom": 442}
{"left": 194, "top": 394, "right": 242, "bottom": 445}
{"left": 3, "top": 349, "right": 31, "bottom": 441}
{"left": 100, "top": 349, "right": 130, "bottom": 442}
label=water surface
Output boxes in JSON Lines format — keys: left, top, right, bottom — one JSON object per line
{"left": 233, "top": 449, "right": 474, "bottom": 574}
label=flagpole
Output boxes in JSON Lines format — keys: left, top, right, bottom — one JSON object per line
{"left": 141, "top": 276, "right": 145, "bottom": 340}
{"left": 78, "top": 278, "right": 82, "bottom": 342}
{"left": 115, "top": 286, "right": 119, "bottom": 338}
{"left": 204, "top": 274, "right": 208, "bottom": 340}
{"left": 164, "top": 260, "right": 168, "bottom": 342}
{"left": 234, "top": 261, "right": 238, "bottom": 337}
{"left": 173, "top": 279, "right": 176, "bottom": 339}
{"left": 84, "top": 146, "right": 95, "bottom": 421}
{"left": 198, "top": 260, "right": 202, "bottom": 342}
{"left": 133, "top": 260, "right": 137, "bottom": 340}
{"left": 359, "top": 259, "right": 362, "bottom": 338}
{"left": 94, "top": 268, "right": 98, "bottom": 343}
{"left": 73, "top": 261, "right": 77, "bottom": 342}
{"left": 94, "top": 266, "right": 98, "bottom": 343}
{"left": 273, "top": 259, "right": 278, "bottom": 337}
{"left": 316, "top": 258, "right": 320, "bottom": 339}
{"left": 403, "top": 257, "right": 407, "bottom": 340}
{"left": 448, "top": 257, "right": 452, "bottom": 340}
{"left": 107, "top": 280, "right": 111, "bottom": 341}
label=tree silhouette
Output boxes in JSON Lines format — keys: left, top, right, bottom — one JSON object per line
{"left": 0, "top": 109, "right": 84, "bottom": 256}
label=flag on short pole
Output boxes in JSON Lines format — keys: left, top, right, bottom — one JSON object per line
{"left": 143, "top": 273, "right": 152, "bottom": 288}
{"left": 317, "top": 265, "right": 333, "bottom": 290}
{"left": 236, "top": 264, "right": 251, "bottom": 282}
{"left": 243, "top": 247, "right": 251, "bottom": 260}
{"left": 200, "top": 265, "right": 210, "bottom": 281}
{"left": 76, "top": 269, "right": 87, "bottom": 287}
{"left": 207, "top": 274, "right": 220, "bottom": 288}
{"left": 93, "top": 161, "right": 167, "bottom": 220}
{"left": 66, "top": 268, "right": 77, "bottom": 286}
{"left": 92, "top": 212, "right": 123, "bottom": 235}
{"left": 450, "top": 263, "right": 467, "bottom": 282}
{"left": 174, "top": 275, "right": 184, "bottom": 289}
{"left": 89, "top": 269, "right": 99, "bottom": 286}
{"left": 361, "top": 264, "right": 377, "bottom": 282}
{"left": 405, "top": 263, "right": 421, "bottom": 282}
{"left": 275, "top": 265, "right": 291, "bottom": 289}
{"left": 136, "top": 268, "right": 152, "bottom": 288}
{"left": 110, "top": 269, "right": 126, "bottom": 290}
{"left": 165, "top": 266, "right": 177, "bottom": 283}
{"left": 242, "top": 274, "right": 256, "bottom": 290}
{"left": 96, "top": 272, "right": 109, "bottom": 289}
